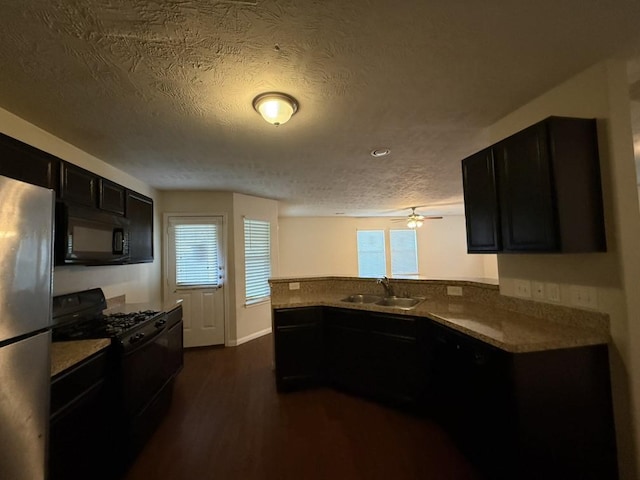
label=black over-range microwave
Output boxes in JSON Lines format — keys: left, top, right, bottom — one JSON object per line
{"left": 55, "top": 202, "right": 130, "bottom": 265}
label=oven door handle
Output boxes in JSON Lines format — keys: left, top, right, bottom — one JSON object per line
{"left": 123, "top": 325, "right": 167, "bottom": 356}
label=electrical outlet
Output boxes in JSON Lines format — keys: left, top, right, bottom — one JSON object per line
{"left": 532, "top": 281, "right": 545, "bottom": 300}
{"left": 546, "top": 283, "right": 560, "bottom": 302}
{"left": 447, "top": 286, "right": 463, "bottom": 296}
{"left": 570, "top": 285, "right": 598, "bottom": 309}
{"left": 514, "top": 279, "right": 532, "bottom": 298}
{"left": 288, "top": 282, "right": 300, "bottom": 291}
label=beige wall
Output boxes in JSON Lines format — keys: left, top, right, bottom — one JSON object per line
{"left": 0, "top": 106, "right": 161, "bottom": 303}
{"left": 232, "top": 193, "right": 279, "bottom": 342}
{"left": 277, "top": 215, "right": 497, "bottom": 280}
{"left": 487, "top": 60, "right": 640, "bottom": 480}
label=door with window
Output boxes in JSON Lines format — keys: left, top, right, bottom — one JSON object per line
{"left": 166, "top": 216, "right": 225, "bottom": 347}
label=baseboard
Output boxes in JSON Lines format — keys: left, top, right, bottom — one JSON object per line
{"left": 228, "top": 327, "right": 272, "bottom": 347}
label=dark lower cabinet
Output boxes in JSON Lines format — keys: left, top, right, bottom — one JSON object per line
{"left": 166, "top": 305, "right": 184, "bottom": 380}
{"left": 429, "top": 322, "right": 618, "bottom": 480}
{"left": 324, "top": 308, "right": 422, "bottom": 406}
{"left": 273, "top": 305, "right": 618, "bottom": 479}
{"left": 325, "top": 308, "right": 370, "bottom": 394}
{"left": 273, "top": 307, "right": 323, "bottom": 391}
{"left": 49, "top": 349, "right": 116, "bottom": 480}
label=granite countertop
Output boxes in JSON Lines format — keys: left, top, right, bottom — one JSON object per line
{"left": 51, "top": 339, "right": 111, "bottom": 378}
{"left": 271, "top": 293, "right": 609, "bottom": 353}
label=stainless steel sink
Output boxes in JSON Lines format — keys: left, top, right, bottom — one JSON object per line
{"left": 375, "top": 296, "right": 423, "bottom": 309}
{"left": 340, "top": 294, "right": 383, "bottom": 304}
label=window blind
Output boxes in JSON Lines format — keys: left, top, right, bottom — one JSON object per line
{"left": 390, "top": 229, "right": 418, "bottom": 275}
{"left": 357, "top": 230, "right": 386, "bottom": 278}
{"left": 174, "top": 224, "right": 219, "bottom": 287}
{"left": 244, "top": 219, "right": 271, "bottom": 304}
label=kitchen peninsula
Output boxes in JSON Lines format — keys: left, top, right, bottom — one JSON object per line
{"left": 270, "top": 276, "right": 617, "bottom": 480}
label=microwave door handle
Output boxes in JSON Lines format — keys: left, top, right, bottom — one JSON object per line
{"left": 113, "top": 228, "right": 124, "bottom": 254}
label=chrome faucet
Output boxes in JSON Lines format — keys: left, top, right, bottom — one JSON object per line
{"left": 377, "top": 276, "right": 395, "bottom": 297}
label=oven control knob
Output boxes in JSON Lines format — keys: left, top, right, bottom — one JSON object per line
{"left": 155, "top": 319, "right": 166, "bottom": 328}
{"left": 129, "top": 332, "right": 145, "bottom": 344}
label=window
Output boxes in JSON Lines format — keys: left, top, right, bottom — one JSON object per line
{"left": 357, "top": 228, "right": 419, "bottom": 278}
{"left": 244, "top": 219, "right": 271, "bottom": 304}
{"left": 357, "top": 230, "right": 386, "bottom": 277}
{"left": 390, "top": 229, "right": 418, "bottom": 276}
{"left": 174, "top": 222, "right": 220, "bottom": 287}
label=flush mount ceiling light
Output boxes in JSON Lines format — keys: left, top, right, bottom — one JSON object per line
{"left": 370, "top": 148, "right": 391, "bottom": 158}
{"left": 252, "top": 92, "right": 299, "bottom": 126}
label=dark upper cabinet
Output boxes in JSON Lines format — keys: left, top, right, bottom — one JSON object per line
{"left": 495, "top": 122, "right": 558, "bottom": 251}
{"left": 125, "top": 190, "right": 154, "bottom": 263}
{"left": 60, "top": 162, "right": 98, "bottom": 207}
{"left": 99, "top": 178, "right": 125, "bottom": 215}
{"left": 0, "top": 131, "right": 59, "bottom": 190}
{"left": 462, "top": 116, "right": 606, "bottom": 253}
{"left": 461, "top": 148, "right": 501, "bottom": 252}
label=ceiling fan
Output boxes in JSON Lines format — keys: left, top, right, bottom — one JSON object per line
{"left": 392, "top": 207, "right": 443, "bottom": 229}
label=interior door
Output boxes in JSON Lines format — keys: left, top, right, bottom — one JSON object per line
{"left": 166, "top": 216, "right": 225, "bottom": 347}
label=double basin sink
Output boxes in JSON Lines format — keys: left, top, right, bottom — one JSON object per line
{"left": 340, "top": 294, "right": 424, "bottom": 310}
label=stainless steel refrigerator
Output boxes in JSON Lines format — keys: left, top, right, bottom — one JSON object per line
{"left": 0, "top": 175, "right": 54, "bottom": 480}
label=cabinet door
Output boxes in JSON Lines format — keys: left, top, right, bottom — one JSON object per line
{"left": 60, "top": 162, "right": 98, "bottom": 207}
{"left": 461, "top": 148, "right": 501, "bottom": 252}
{"left": 0, "top": 132, "right": 59, "bottom": 190}
{"left": 126, "top": 190, "right": 154, "bottom": 263}
{"left": 99, "top": 178, "right": 125, "bottom": 215}
{"left": 49, "top": 350, "right": 115, "bottom": 480}
{"left": 367, "top": 313, "right": 420, "bottom": 403}
{"left": 494, "top": 123, "right": 558, "bottom": 252}
{"left": 324, "top": 308, "right": 370, "bottom": 394}
{"left": 273, "top": 307, "right": 323, "bottom": 391}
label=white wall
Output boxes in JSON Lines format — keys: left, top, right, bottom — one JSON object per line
{"left": 278, "top": 215, "right": 497, "bottom": 280}
{"left": 0, "top": 106, "right": 161, "bottom": 303}
{"left": 487, "top": 60, "right": 640, "bottom": 480}
{"left": 159, "top": 191, "right": 279, "bottom": 345}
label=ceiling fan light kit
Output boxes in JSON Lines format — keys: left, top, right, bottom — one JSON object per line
{"left": 253, "top": 92, "right": 298, "bottom": 126}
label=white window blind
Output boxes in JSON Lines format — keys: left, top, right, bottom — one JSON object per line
{"left": 244, "top": 219, "right": 271, "bottom": 304}
{"left": 390, "top": 229, "right": 418, "bottom": 276}
{"left": 357, "top": 230, "right": 386, "bottom": 278}
{"left": 174, "top": 223, "right": 220, "bottom": 287}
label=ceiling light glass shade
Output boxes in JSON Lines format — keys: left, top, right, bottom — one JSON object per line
{"left": 253, "top": 92, "right": 298, "bottom": 126}
{"left": 407, "top": 216, "right": 424, "bottom": 229}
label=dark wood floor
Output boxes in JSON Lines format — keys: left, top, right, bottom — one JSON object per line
{"left": 123, "top": 334, "right": 479, "bottom": 480}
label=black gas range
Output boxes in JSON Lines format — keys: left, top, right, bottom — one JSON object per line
{"left": 52, "top": 288, "right": 178, "bottom": 469}
{"left": 52, "top": 288, "right": 166, "bottom": 349}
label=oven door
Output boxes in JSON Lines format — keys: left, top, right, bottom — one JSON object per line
{"left": 121, "top": 324, "right": 170, "bottom": 417}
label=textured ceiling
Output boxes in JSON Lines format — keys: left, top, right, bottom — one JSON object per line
{"left": 2, "top": 1, "right": 640, "bottom": 217}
